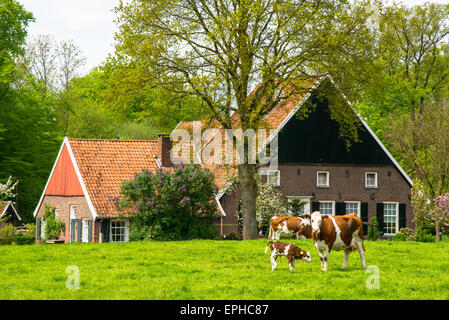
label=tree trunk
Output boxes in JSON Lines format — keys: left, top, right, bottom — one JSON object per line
{"left": 238, "top": 163, "right": 258, "bottom": 240}
{"left": 436, "top": 221, "right": 441, "bottom": 242}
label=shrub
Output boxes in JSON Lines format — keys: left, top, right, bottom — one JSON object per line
{"left": 43, "top": 206, "right": 65, "bottom": 240}
{"left": 392, "top": 233, "right": 406, "bottom": 241}
{"left": 15, "top": 235, "right": 35, "bottom": 245}
{"left": 397, "top": 227, "right": 415, "bottom": 241}
{"left": 0, "top": 223, "right": 16, "bottom": 238}
{"left": 367, "top": 217, "right": 382, "bottom": 241}
{"left": 119, "top": 165, "right": 218, "bottom": 241}
{"left": 24, "top": 223, "right": 36, "bottom": 237}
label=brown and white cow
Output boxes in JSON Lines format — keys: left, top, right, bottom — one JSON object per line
{"left": 308, "top": 211, "right": 366, "bottom": 271}
{"left": 265, "top": 241, "right": 312, "bottom": 271}
{"left": 268, "top": 215, "right": 313, "bottom": 240}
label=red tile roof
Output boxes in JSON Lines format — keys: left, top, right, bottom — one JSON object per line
{"left": 68, "top": 139, "right": 164, "bottom": 218}
{"left": 175, "top": 76, "right": 321, "bottom": 190}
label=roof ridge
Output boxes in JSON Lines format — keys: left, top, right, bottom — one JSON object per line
{"left": 68, "top": 138, "right": 158, "bottom": 142}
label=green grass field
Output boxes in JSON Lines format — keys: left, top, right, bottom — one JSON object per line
{"left": 1, "top": 239, "right": 449, "bottom": 300}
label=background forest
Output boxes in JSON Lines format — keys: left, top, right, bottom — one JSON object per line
{"left": 1, "top": 0, "right": 449, "bottom": 225}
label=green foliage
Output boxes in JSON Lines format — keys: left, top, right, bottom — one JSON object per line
{"left": 367, "top": 217, "right": 382, "bottom": 241}
{"left": 14, "top": 235, "right": 35, "bottom": 245}
{"left": 0, "top": 223, "right": 16, "bottom": 238}
{"left": 119, "top": 165, "right": 218, "bottom": 240}
{"left": 24, "top": 223, "right": 36, "bottom": 237}
{"left": 43, "top": 206, "right": 65, "bottom": 240}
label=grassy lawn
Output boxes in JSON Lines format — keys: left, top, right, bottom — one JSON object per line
{"left": 1, "top": 239, "right": 449, "bottom": 300}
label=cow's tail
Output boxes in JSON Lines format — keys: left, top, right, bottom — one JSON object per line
{"left": 265, "top": 241, "right": 273, "bottom": 254}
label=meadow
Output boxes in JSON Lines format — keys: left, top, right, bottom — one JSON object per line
{"left": 1, "top": 239, "right": 449, "bottom": 300}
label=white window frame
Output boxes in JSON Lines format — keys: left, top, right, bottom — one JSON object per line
{"left": 267, "top": 170, "right": 280, "bottom": 187}
{"left": 286, "top": 196, "right": 312, "bottom": 215}
{"left": 344, "top": 201, "right": 361, "bottom": 217}
{"left": 110, "top": 220, "right": 129, "bottom": 243}
{"left": 383, "top": 202, "right": 399, "bottom": 236}
{"left": 317, "top": 171, "right": 330, "bottom": 187}
{"left": 54, "top": 208, "right": 60, "bottom": 219}
{"left": 319, "top": 201, "right": 335, "bottom": 216}
{"left": 365, "top": 172, "right": 378, "bottom": 188}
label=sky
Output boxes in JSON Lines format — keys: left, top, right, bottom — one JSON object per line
{"left": 19, "top": 0, "right": 449, "bottom": 76}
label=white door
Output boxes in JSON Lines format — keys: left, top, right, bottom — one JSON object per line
{"left": 70, "top": 205, "right": 77, "bottom": 242}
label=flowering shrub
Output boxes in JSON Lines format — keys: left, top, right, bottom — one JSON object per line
{"left": 426, "top": 193, "right": 449, "bottom": 241}
{"left": 43, "top": 206, "right": 65, "bottom": 240}
{"left": 0, "top": 176, "right": 18, "bottom": 201}
{"left": 119, "top": 165, "right": 219, "bottom": 240}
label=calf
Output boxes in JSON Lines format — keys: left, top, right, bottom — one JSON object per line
{"left": 268, "top": 215, "right": 312, "bottom": 240}
{"left": 264, "top": 241, "right": 311, "bottom": 271}
{"left": 308, "top": 211, "right": 366, "bottom": 271}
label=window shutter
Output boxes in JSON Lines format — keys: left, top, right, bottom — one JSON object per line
{"left": 101, "top": 220, "right": 110, "bottom": 243}
{"left": 77, "top": 219, "right": 82, "bottom": 242}
{"left": 312, "top": 202, "right": 320, "bottom": 212}
{"left": 70, "top": 219, "right": 76, "bottom": 242}
{"left": 88, "top": 220, "right": 92, "bottom": 243}
{"left": 399, "top": 204, "right": 406, "bottom": 230}
{"left": 336, "top": 202, "right": 345, "bottom": 215}
{"left": 36, "top": 218, "right": 41, "bottom": 239}
{"left": 376, "top": 203, "right": 384, "bottom": 235}
{"left": 361, "top": 203, "right": 368, "bottom": 235}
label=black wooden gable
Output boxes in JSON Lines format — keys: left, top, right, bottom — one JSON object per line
{"left": 278, "top": 83, "right": 394, "bottom": 166}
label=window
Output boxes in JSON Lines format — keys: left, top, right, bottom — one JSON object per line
{"left": 319, "top": 201, "right": 335, "bottom": 215}
{"left": 317, "top": 171, "right": 329, "bottom": 187}
{"left": 54, "top": 208, "right": 60, "bottom": 219}
{"left": 383, "top": 202, "right": 398, "bottom": 235}
{"left": 287, "top": 197, "right": 312, "bottom": 215}
{"left": 82, "top": 219, "right": 90, "bottom": 243}
{"left": 365, "top": 172, "right": 378, "bottom": 188}
{"left": 345, "top": 201, "right": 360, "bottom": 216}
{"left": 70, "top": 205, "right": 77, "bottom": 219}
{"left": 110, "top": 221, "right": 127, "bottom": 242}
{"left": 267, "top": 170, "right": 280, "bottom": 186}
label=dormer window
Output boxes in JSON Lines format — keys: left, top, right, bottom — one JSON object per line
{"left": 365, "top": 172, "right": 378, "bottom": 188}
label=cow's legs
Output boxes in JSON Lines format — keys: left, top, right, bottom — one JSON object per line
{"left": 288, "top": 256, "right": 295, "bottom": 272}
{"left": 342, "top": 248, "right": 352, "bottom": 269}
{"left": 322, "top": 249, "right": 330, "bottom": 271}
{"left": 271, "top": 253, "right": 278, "bottom": 271}
{"left": 355, "top": 238, "right": 366, "bottom": 270}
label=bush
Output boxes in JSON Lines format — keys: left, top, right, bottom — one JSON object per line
{"left": 43, "top": 206, "right": 65, "bottom": 240}
{"left": 392, "top": 233, "right": 406, "bottom": 241}
{"left": 367, "top": 217, "right": 382, "bottom": 241}
{"left": 0, "top": 223, "right": 16, "bottom": 238}
{"left": 25, "top": 223, "right": 36, "bottom": 237}
{"left": 397, "top": 227, "right": 415, "bottom": 241}
{"left": 15, "top": 235, "right": 35, "bottom": 245}
{"left": 0, "top": 236, "right": 14, "bottom": 245}
{"left": 120, "top": 165, "right": 218, "bottom": 241}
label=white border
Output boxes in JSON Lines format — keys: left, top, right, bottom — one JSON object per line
{"left": 319, "top": 200, "right": 336, "bottom": 216}
{"left": 0, "top": 201, "right": 21, "bottom": 221}
{"left": 267, "top": 169, "right": 281, "bottom": 186}
{"left": 365, "top": 172, "right": 378, "bottom": 188}
{"left": 344, "top": 201, "right": 361, "bottom": 217}
{"left": 382, "top": 201, "right": 399, "bottom": 236}
{"left": 317, "top": 171, "right": 330, "bottom": 187}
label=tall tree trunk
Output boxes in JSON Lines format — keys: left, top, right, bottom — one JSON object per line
{"left": 238, "top": 163, "right": 258, "bottom": 240}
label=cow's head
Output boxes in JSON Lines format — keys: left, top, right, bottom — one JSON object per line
{"left": 296, "top": 248, "right": 312, "bottom": 262}
{"left": 310, "top": 211, "right": 329, "bottom": 238}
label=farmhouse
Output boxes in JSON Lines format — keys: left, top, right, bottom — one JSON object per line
{"left": 174, "top": 75, "right": 413, "bottom": 238}
{"left": 33, "top": 137, "right": 173, "bottom": 243}
{"left": 34, "top": 75, "right": 413, "bottom": 242}
{"left": 0, "top": 201, "right": 21, "bottom": 227}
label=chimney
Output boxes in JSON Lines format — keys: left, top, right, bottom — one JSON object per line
{"left": 158, "top": 134, "right": 173, "bottom": 168}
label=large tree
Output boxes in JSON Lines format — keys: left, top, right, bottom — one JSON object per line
{"left": 113, "top": 0, "right": 377, "bottom": 239}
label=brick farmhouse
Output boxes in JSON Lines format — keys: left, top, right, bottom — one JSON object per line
{"left": 34, "top": 75, "right": 413, "bottom": 242}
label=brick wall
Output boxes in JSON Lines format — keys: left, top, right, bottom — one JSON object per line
{"left": 35, "top": 195, "right": 95, "bottom": 244}
{"left": 219, "top": 163, "right": 413, "bottom": 236}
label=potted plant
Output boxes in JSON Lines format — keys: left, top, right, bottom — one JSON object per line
{"left": 43, "top": 206, "right": 65, "bottom": 244}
